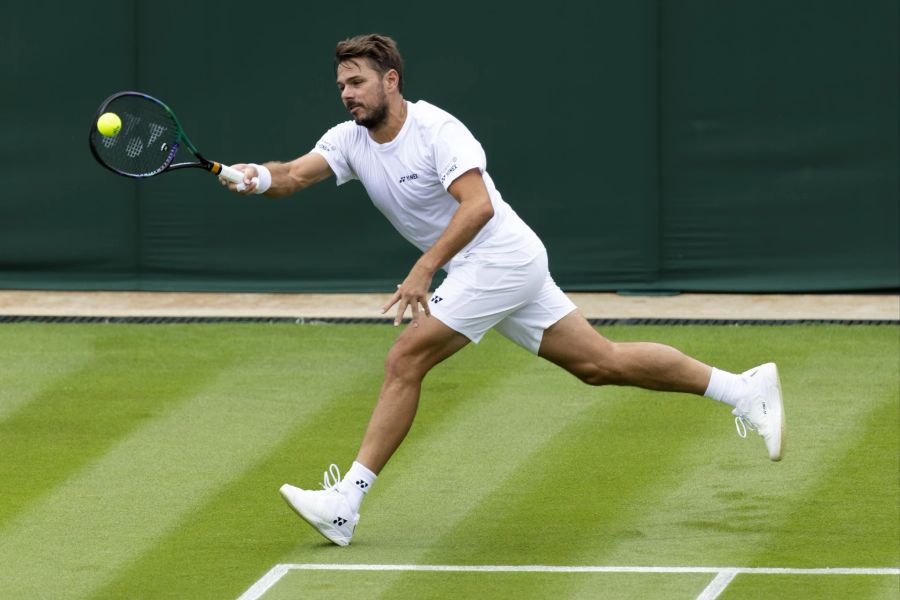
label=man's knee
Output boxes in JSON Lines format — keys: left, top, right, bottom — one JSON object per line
{"left": 573, "top": 363, "right": 617, "bottom": 386}
{"left": 383, "top": 340, "right": 429, "bottom": 383}
{"left": 571, "top": 345, "right": 623, "bottom": 386}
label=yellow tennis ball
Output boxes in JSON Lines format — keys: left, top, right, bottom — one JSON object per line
{"left": 97, "top": 112, "right": 122, "bottom": 137}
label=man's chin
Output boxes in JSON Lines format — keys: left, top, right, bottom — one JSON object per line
{"left": 354, "top": 116, "right": 383, "bottom": 130}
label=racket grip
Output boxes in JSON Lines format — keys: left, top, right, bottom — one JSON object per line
{"left": 218, "top": 163, "right": 260, "bottom": 191}
{"left": 219, "top": 164, "right": 246, "bottom": 183}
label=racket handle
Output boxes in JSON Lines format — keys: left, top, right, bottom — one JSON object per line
{"left": 218, "top": 164, "right": 246, "bottom": 183}
{"left": 217, "top": 163, "right": 260, "bottom": 191}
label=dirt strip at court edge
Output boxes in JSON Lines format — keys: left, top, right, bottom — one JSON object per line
{"left": 0, "top": 291, "right": 896, "bottom": 320}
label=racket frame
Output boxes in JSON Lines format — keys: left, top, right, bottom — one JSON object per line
{"left": 89, "top": 91, "right": 233, "bottom": 180}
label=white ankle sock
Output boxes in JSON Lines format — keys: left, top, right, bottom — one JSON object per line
{"left": 704, "top": 368, "right": 745, "bottom": 408}
{"left": 337, "top": 461, "right": 377, "bottom": 513}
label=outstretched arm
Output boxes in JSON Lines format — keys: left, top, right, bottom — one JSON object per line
{"left": 222, "top": 152, "right": 334, "bottom": 197}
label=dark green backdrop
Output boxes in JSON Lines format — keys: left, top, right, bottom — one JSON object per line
{"left": 1, "top": 0, "right": 897, "bottom": 292}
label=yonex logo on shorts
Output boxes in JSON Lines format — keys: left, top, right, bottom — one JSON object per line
{"left": 430, "top": 295, "right": 443, "bottom": 304}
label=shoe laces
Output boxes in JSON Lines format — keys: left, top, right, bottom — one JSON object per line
{"left": 733, "top": 386, "right": 765, "bottom": 439}
{"left": 734, "top": 412, "right": 761, "bottom": 439}
{"left": 320, "top": 464, "right": 342, "bottom": 490}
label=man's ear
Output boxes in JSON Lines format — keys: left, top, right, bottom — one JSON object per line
{"left": 384, "top": 69, "right": 400, "bottom": 92}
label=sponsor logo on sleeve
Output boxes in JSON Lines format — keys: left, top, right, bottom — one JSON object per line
{"left": 317, "top": 141, "right": 336, "bottom": 152}
{"left": 439, "top": 157, "right": 459, "bottom": 184}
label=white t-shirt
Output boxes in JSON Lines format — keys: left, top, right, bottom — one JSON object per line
{"left": 311, "top": 100, "right": 541, "bottom": 271}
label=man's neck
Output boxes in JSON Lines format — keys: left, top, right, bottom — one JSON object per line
{"left": 369, "top": 98, "right": 407, "bottom": 144}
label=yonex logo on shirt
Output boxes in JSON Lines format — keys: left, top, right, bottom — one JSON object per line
{"left": 399, "top": 173, "right": 419, "bottom": 183}
{"left": 317, "top": 141, "right": 336, "bottom": 152}
{"left": 440, "top": 162, "right": 458, "bottom": 184}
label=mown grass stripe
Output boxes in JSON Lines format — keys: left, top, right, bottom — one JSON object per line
{"left": 0, "top": 325, "right": 242, "bottom": 529}
{"left": 0, "top": 382, "right": 289, "bottom": 598}
{"left": 0, "top": 325, "right": 97, "bottom": 421}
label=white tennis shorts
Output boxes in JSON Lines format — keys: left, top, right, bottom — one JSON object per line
{"left": 429, "top": 244, "right": 577, "bottom": 354}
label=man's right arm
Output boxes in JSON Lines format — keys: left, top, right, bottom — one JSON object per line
{"left": 225, "top": 152, "right": 334, "bottom": 198}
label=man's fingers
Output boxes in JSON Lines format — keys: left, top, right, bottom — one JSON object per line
{"left": 393, "top": 298, "right": 409, "bottom": 327}
{"left": 381, "top": 287, "right": 402, "bottom": 314}
{"left": 383, "top": 283, "right": 432, "bottom": 327}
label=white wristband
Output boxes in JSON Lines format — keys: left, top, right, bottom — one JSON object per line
{"left": 249, "top": 163, "right": 272, "bottom": 195}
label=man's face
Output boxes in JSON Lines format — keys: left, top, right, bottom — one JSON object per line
{"left": 337, "top": 59, "right": 390, "bottom": 129}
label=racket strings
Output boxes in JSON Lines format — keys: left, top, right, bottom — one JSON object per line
{"left": 91, "top": 95, "right": 180, "bottom": 177}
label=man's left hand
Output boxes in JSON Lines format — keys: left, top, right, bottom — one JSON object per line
{"left": 382, "top": 263, "right": 434, "bottom": 327}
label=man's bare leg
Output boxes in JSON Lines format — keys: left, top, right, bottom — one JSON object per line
{"left": 279, "top": 315, "right": 468, "bottom": 545}
{"left": 538, "top": 310, "right": 711, "bottom": 392}
{"left": 537, "top": 309, "right": 785, "bottom": 461}
{"left": 356, "top": 316, "right": 470, "bottom": 473}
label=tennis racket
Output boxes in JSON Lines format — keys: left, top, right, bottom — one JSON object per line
{"left": 89, "top": 91, "right": 255, "bottom": 188}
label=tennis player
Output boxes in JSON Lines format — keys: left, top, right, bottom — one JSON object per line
{"left": 223, "top": 34, "right": 785, "bottom": 547}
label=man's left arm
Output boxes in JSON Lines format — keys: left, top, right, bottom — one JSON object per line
{"left": 382, "top": 168, "right": 494, "bottom": 326}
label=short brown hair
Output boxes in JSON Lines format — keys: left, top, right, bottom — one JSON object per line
{"left": 335, "top": 34, "right": 404, "bottom": 93}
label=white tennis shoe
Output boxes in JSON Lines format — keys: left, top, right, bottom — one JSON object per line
{"left": 279, "top": 465, "right": 358, "bottom": 546}
{"left": 732, "top": 362, "right": 786, "bottom": 461}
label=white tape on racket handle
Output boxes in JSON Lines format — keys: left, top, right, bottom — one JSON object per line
{"left": 219, "top": 164, "right": 245, "bottom": 183}
{"left": 219, "top": 164, "right": 259, "bottom": 192}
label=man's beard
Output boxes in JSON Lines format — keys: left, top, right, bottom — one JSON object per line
{"left": 350, "top": 92, "right": 389, "bottom": 129}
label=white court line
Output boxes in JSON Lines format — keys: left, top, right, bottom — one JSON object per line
{"left": 236, "top": 564, "right": 291, "bottom": 600}
{"left": 236, "top": 563, "right": 900, "bottom": 600}
{"left": 696, "top": 569, "right": 739, "bottom": 600}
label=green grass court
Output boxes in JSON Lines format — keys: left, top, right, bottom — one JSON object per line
{"left": 0, "top": 323, "right": 897, "bottom": 599}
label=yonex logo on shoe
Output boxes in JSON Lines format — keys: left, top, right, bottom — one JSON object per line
{"left": 355, "top": 480, "right": 369, "bottom": 490}
{"left": 333, "top": 517, "right": 348, "bottom": 526}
